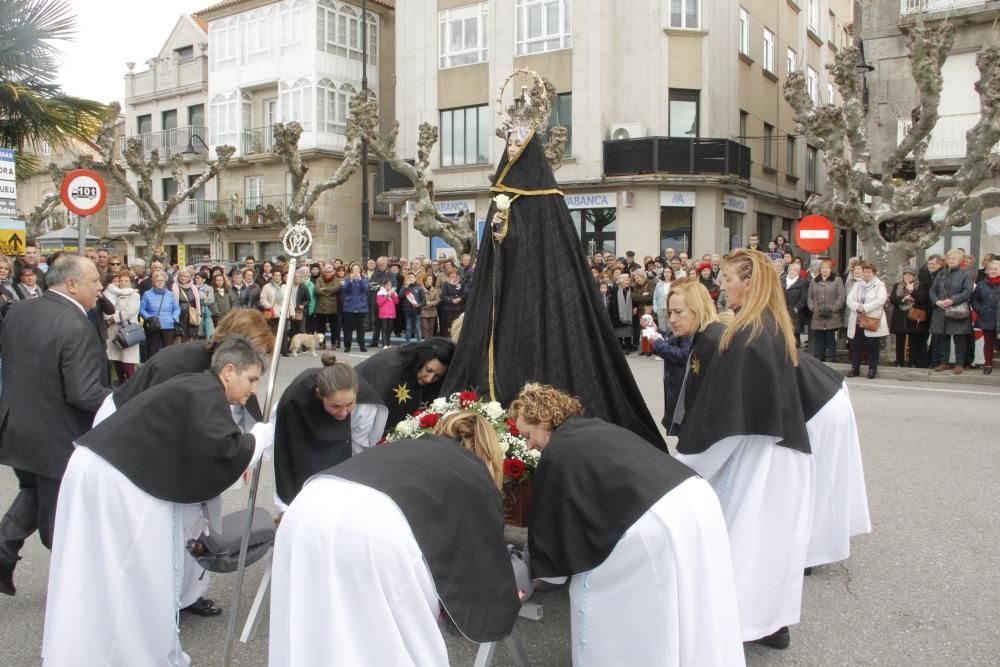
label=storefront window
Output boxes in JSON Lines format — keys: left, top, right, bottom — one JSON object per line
{"left": 660, "top": 207, "right": 692, "bottom": 255}
{"left": 724, "top": 211, "right": 743, "bottom": 252}
{"left": 570, "top": 208, "right": 617, "bottom": 255}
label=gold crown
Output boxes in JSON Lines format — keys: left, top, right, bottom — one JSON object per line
{"left": 495, "top": 69, "right": 557, "bottom": 140}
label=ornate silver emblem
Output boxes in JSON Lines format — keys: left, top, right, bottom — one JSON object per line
{"left": 282, "top": 221, "right": 313, "bottom": 258}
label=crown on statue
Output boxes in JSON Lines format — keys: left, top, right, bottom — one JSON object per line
{"left": 495, "top": 69, "right": 556, "bottom": 140}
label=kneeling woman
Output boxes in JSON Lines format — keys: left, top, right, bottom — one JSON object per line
{"left": 269, "top": 412, "right": 520, "bottom": 667}
{"left": 675, "top": 248, "right": 812, "bottom": 650}
{"left": 510, "top": 383, "right": 745, "bottom": 667}
{"left": 273, "top": 353, "right": 388, "bottom": 510}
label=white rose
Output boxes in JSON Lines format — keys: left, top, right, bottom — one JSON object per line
{"left": 484, "top": 401, "right": 504, "bottom": 420}
{"left": 499, "top": 440, "right": 510, "bottom": 454}
{"left": 431, "top": 397, "right": 449, "bottom": 411}
{"left": 527, "top": 449, "right": 541, "bottom": 460}
{"left": 494, "top": 194, "right": 512, "bottom": 211}
{"left": 394, "top": 420, "right": 412, "bottom": 436}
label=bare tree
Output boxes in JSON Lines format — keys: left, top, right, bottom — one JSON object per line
{"left": 95, "top": 102, "right": 235, "bottom": 259}
{"left": 783, "top": 23, "right": 1000, "bottom": 278}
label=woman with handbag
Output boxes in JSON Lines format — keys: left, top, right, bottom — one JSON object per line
{"left": 139, "top": 271, "right": 180, "bottom": 357}
{"left": 172, "top": 269, "right": 201, "bottom": 344}
{"left": 971, "top": 259, "right": 1000, "bottom": 375}
{"left": 845, "top": 262, "right": 888, "bottom": 379}
{"left": 929, "top": 249, "right": 974, "bottom": 374}
{"left": 807, "top": 259, "right": 845, "bottom": 362}
{"left": 105, "top": 270, "right": 142, "bottom": 383}
{"left": 888, "top": 266, "right": 927, "bottom": 368}
{"left": 194, "top": 272, "right": 215, "bottom": 340}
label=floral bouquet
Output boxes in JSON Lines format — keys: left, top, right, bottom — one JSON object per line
{"left": 386, "top": 390, "right": 540, "bottom": 484}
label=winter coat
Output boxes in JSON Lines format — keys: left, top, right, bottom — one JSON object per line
{"left": 313, "top": 277, "right": 342, "bottom": 315}
{"left": 888, "top": 280, "right": 926, "bottom": 334}
{"left": 783, "top": 274, "right": 809, "bottom": 333}
{"left": 929, "top": 266, "right": 974, "bottom": 335}
{"left": 421, "top": 286, "right": 441, "bottom": 318}
{"left": 630, "top": 278, "right": 655, "bottom": 312}
{"left": 846, "top": 278, "right": 889, "bottom": 338}
{"left": 301, "top": 279, "right": 316, "bottom": 316}
{"left": 807, "top": 276, "right": 845, "bottom": 331}
{"left": 341, "top": 277, "right": 369, "bottom": 313}
{"left": 401, "top": 285, "right": 426, "bottom": 313}
{"left": 140, "top": 288, "right": 181, "bottom": 331}
{"left": 651, "top": 331, "right": 693, "bottom": 427}
{"left": 376, "top": 289, "right": 399, "bottom": 319}
{"left": 105, "top": 284, "right": 141, "bottom": 364}
{"left": 971, "top": 279, "right": 1000, "bottom": 332}
{"left": 213, "top": 287, "right": 235, "bottom": 319}
{"left": 439, "top": 281, "right": 465, "bottom": 314}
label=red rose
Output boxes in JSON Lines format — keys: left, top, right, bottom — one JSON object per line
{"left": 459, "top": 391, "right": 478, "bottom": 407}
{"left": 506, "top": 418, "right": 520, "bottom": 437}
{"left": 419, "top": 412, "right": 440, "bottom": 429}
{"left": 503, "top": 458, "right": 526, "bottom": 480}
{"left": 412, "top": 408, "right": 425, "bottom": 417}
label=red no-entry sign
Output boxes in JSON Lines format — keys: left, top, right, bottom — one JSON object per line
{"left": 795, "top": 215, "right": 835, "bottom": 254}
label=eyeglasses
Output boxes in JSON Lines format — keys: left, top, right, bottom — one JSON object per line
{"left": 109, "top": 262, "right": 121, "bottom": 266}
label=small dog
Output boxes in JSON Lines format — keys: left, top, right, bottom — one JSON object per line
{"left": 290, "top": 333, "right": 325, "bottom": 357}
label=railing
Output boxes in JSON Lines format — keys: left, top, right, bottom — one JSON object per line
{"left": 896, "top": 113, "right": 998, "bottom": 160}
{"left": 900, "top": 0, "right": 988, "bottom": 14}
{"left": 242, "top": 125, "right": 277, "bottom": 156}
{"left": 119, "top": 126, "right": 209, "bottom": 159}
{"left": 108, "top": 198, "right": 209, "bottom": 234}
{"left": 602, "top": 137, "right": 752, "bottom": 180}
{"left": 204, "top": 194, "right": 292, "bottom": 226}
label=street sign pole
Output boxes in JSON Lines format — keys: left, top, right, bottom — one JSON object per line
{"left": 78, "top": 215, "right": 87, "bottom": 256}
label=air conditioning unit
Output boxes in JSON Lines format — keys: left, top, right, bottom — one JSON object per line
{"left": 609, "top": 123, "right": 644, "bottom": 140}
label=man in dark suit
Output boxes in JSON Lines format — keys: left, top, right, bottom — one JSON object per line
{"left": 0, "top": 255, "right": 111, "bottom": 595}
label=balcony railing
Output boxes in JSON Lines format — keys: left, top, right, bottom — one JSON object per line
{"left": 205, "top": 194, "right": 293, "bottom": 226}
{"left": 603, "top": 137, "right": 752, "bottom": 180}
{"left": 108, "top": 198, "right": 209, "bottom": 234}
{"left": 242, "top": 125, "right": 277, "bottom": 156}
{"left": 119, "top": 126, "right": 209, "bottom": 159}
{"left": 900, "top": 0, "right": 987, "bottom": 14}
{"left": 896, "top": 113, "right": 998, "bottom": 161}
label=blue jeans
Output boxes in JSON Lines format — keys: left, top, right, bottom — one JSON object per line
{"left": 404, "top": 311, "right": 421, "bottom": 342}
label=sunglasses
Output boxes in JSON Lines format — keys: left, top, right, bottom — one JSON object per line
{"left": 110, "top": 262, "right": 121, "bottom": 266}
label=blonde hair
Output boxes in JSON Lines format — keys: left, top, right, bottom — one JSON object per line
{"left": 667, "top": 281, "right": 719, "bottom": 333}
{"left": 213, "top": 309, "right": 276, "bottom": 354}
{"left": 720, "top": 249, "right": 799, "bottom": 365}
{"left": 433, "top": 411, "right": 504, "bottom": 489}
{"left": 509, "top": 383, "right": 584, "bottom": 433}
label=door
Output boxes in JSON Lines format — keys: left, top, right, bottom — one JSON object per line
{"left": 161, "top": 109, "right": 179, "bottom": 154}
{"left": 188, "top": 104, "right": 206, "bottom": 152}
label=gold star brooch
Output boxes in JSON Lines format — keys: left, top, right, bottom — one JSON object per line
{"left": 690, "top": 357, "right": 701, "bottom": 375}
{"left": 393, "top": 383, "right": 412, "bottom": 404}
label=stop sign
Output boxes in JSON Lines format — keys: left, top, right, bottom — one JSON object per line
{"left": 795, "top": 215, "right": 835, "bottom": 254}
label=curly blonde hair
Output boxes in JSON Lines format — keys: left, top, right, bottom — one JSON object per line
{"left": 508, "top": 383, "right": 584, "bottom": 433}
{"left": 433, "top": 411, "right": 504, "bottom": 489}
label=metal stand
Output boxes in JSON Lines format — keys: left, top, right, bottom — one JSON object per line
{"left": 239, "top": 554, "right": 272, "bottom": 643}
{"left": 474, "top": 631, "right": 531, "bottom": 667}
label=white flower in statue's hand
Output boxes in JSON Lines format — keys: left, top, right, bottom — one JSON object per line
{"left": 527, "top": 449, "right": 541, "bottom": 460}
{"left": 431, "top": 397, "right": 449, "bottom": 411}
{"left": 494, "top": 194, "right": 512, "bottom": 211}
{"left": 484, "top": 401, "right": 504, "bottom": 420}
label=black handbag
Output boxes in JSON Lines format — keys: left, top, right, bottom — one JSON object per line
{"left": 113, "top": 321, "right": 146, "bottom": 349}
{"left": 144, "top": 293, "right": 167, "bottom": 331}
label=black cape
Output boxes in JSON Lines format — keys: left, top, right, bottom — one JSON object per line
{"left": 274, "top": 367, "right": 385, "bottom": 505}
{"left": 320, "top": 435, "right": 520, "bottom": 643}
{"left": 78, "top": 371, "right": 255, "bottom": 503}
{"left": 528, "top": 417, "right": 695, "bottom": 578}
{"left": 796, "top": 353, "right": 843, "bottom": 421}
{"left": 354, "top": 347, "right": 444, "bottom": 433}
{"left": 670, "top": 321, "right": 726, "bottom": 434}
{"left": 678, "top": 315, "right": 811, "bottom": 455}
{"left": 440, "top": 132, "right": 666, "bottom": 450}
{"left": 113, "top": 341, "right": 264, "bottom": 421}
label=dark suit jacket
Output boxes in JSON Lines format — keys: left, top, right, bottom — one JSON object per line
{"left": 0, "top": 291, "right": 111, "bottom": 478}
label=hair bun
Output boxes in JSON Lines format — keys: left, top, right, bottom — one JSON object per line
{"left": 321, "top": 352, "right": 338, "bottom": 366}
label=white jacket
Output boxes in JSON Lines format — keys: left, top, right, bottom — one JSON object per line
{"left": 845, "top": 279, "right": 888, "bottom": 338}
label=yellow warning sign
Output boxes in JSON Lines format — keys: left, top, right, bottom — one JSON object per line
{"left": 0, "top": 220, "right": 26, "bottom": 256}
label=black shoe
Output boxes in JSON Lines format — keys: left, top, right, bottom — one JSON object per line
{"left": 360, "top": 347, "right": 367, "bottom": 353}
{"left": 0, "top": 560, "right": 15, "bottom": 596}
{"left": 181, "top": 597, "right": 222, "bottom": 616}
{"left": 867, "top": 368, "right": 877, "bottom": 379}
{"left": 846, "top": 369, "right": 860, "bottom": 378}
{"left": 985, "top": 367, "right": 993, "bottom": 375}
{"left": 752, "top": 626, "right": 790, "bottom": 650}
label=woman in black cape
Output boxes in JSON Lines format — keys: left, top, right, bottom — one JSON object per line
{"left": 441, "top": 129, "right": 665, "bottom": 449}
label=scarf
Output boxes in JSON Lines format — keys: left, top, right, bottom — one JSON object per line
{"left": 785, "top": 273, "right": 798, "bottom": 288}
{"left": 857, "top": 277, "right": 876, "bottom": 304}
{"left": 615, "top": 285, "right": 632, "bottom": 320}
{"left": 989, "top": 275, "right": 1000, "bottom": 287}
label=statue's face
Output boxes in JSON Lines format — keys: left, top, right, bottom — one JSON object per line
{"left": 506, "top": 131, "right": 527, "bottom": 161}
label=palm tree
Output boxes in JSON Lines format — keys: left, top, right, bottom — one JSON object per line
{"left": 0, "top": 0, "right": 110, "bottom": 174}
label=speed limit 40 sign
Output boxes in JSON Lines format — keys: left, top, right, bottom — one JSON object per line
{"left": 60, "top": 169, "right": 108, "bottom": 217}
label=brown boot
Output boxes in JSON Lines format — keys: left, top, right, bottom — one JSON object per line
{"left": 953, "top": 366, "right": 963, "bottom": 375}
{"left": 934, "top": 364, "right": 950, "bottom": 372}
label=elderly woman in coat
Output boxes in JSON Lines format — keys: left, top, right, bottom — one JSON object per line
{"left": 807, "top": 259, "right": 845, "bottom": 362}
{"left": 105, "top": 269, "right": 141, "bottom": 383}
{"left": 929, "top": 249, "right": 974, "bottom": 374}
{"left": 888, "top": 266, "right": 930, "bottom": 368}
{"left": 845, "top": 261, "right": 888, "bottom": 379}
{"left": 970, "top": 258, "right": 1000, "bottom": 375}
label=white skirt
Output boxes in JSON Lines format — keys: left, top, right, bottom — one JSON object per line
{"left": 806, "top": 383, "right": 872, "bottom": 567}
{"left": 269, "top": 477, "right": 447, "bottom": 667}
{"left": 568, "top": 477, "right": 746, "bottom": 666}
{"left": 678, "top": 436, "right": 813, "bottom": 641}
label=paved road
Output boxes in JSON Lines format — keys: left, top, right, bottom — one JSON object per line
{"left": 1, "top": 350, "right": 998, "bottom": 666}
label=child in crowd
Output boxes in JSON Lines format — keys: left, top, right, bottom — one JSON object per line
{"left": 639, "top": 314, "right": 657, "bottom": 357}
{"left": 375, "top": 278, "right": 399, "bottom": 350}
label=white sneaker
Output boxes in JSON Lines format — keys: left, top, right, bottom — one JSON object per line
{"left": 383, "top": 345, "right": 390, "bottom": 350}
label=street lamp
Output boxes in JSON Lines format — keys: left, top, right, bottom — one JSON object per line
{"left": 182, "top": 133, "right": 211, "bottom": 156}
{"left": 855, "top": 42, "right": 875, "bottom": 111}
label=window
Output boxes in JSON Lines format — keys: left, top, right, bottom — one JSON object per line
{"left": 806, "top": 145, "right": 818, "bottom": 192}
{"left": 786, "top": 135, "right": 797, "bottom": 176}
{"left": 281, "top": 79, "right": 313, "bottom": 131}
{"left": 162, "top": 109, "right": 177, "bottom": 131}
{"left": 756, "top": 213, "right": 775, "bottom": 243}
{"left": 264, "top": 98, "right": 278, "bottom": 127}
{"left": 807, "top": 67, "right": 819, "bottom": 105}
{"left": 669, "top": 89, "right": 700, "bottom": 138}
{"left": 188, "top": 104, "right": 205, "bottom": 128}
{"left": 827, "top": 83, "right": 835, "bottom": 104}
{"left": 440, "top": 105, "right": 489, "bottom": 167}
{"left": 174, "top": 45, "right": 194, "bottom": 62}
{"left": 571, "top": 208, "right": 617, "bottom": 256}
{"left": 280, "top": 0, "right": 306, "bottom": 53}
{"left": 137, "top": 114, "right": 152, "bottom": 135}
{"left": 317, "top": 79, "right": 357, "bottom": 134}
{"left": 739, "top": 110, "right": 748, "bottom": 145}
{"left": 317, "top": 0, "right": 378, "bottom": 65}
{"left": 515, "top": 0, "right": 571, "bottom": 56}
{"left": 669, "top": 0, "right": 700, "bottom": 30}
{"left": 439, "top": 4, "right": 489, "bottom": 69}
{"left": 209, "top": 91, "right": 249, "bottom": 146}
{"left": 763, "top": 29, "right": 775, "bottom": 73}
{"left": 786, "top": 48, "right": 797, "bottom": 75}
{"left": 240, "top": 7, "right": 273, "bottom": 64}
{"left": 546, "top": 93, "right": 573, "bottom": 155}
{"left": 738, "top": 8, "right": 749, "bottom": 56}
{"left": 808, "top": 0, "right": 820, "bottom": 35}
{"left": 245, "top": 176, "right": 263, "bottom": 207}
{"left": 209, "top": 17, "right": 237, "bottom": 72}
{"left": 763, "top": 123, "right": 775, "bottom": 168}
{"left": 724, "top": 211, "right": 744, "bottom": 252}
